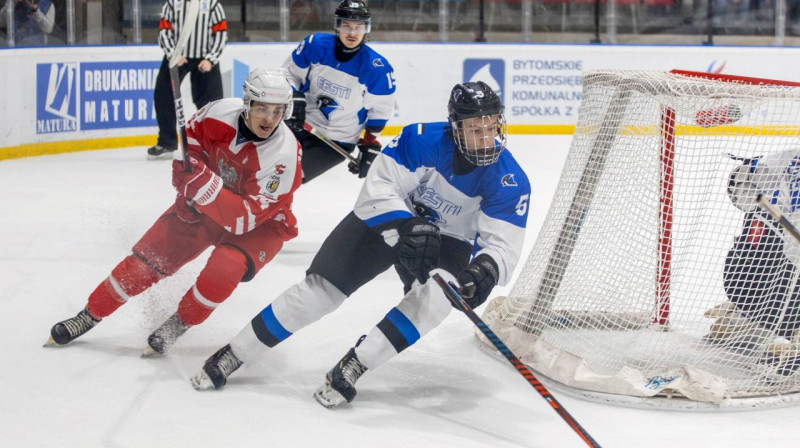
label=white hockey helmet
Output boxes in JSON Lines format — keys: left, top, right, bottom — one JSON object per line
{"left": 242, "top": 68, "right": 293, "bottom": 120}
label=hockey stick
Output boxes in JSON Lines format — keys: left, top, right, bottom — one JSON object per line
{"left": 431, "top": 274, "right": 602, "bottom": 448}
{"left": 168, "top": 0, "right": 200, "bottom": 173}
{"left": 758, "top": 193, "right": 800, "bottom": 243}
{"left": 302, "top": 122, "right": 359, "bottom": 164}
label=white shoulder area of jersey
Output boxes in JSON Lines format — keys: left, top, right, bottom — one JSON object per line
{"left": 196, "top": 97, "right": 244, "bottom": 125}
{"left": 255, "top": 124, "right": 301, "bottom": 169}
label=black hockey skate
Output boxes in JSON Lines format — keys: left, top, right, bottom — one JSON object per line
{"left": 45, "top": 307, "right": 101, "bottom": 346}
{"left": 146, "top": 144, "right": 176, "bottom": 160}
{"left": 190, "top": 344, "right": 244, "bottom": 391}
{"left": 142, "top": 313, "right": 191, "bottom": 357}
{"left": 314, "top": 347, "right": 368, "bottom": 408}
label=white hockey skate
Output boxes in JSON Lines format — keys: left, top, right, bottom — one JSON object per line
{"left": 190, "top": 344, "right": 243, "bottom": 391}
{"left": 314, "top": 347, "right": 368, "bottom": 408}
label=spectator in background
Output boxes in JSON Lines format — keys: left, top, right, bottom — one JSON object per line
{"left": 147, "top": 0, "right": 227, "bottom": 160}
{"left": 0, "top": 0, "right": 55, "bottom": 46}
{"left": 789, "top": 0, "right": 800, "bottom": 35}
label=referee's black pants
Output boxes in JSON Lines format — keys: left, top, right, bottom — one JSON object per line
{"left": 153, "top": 57, "right": 223, "bottom": 149}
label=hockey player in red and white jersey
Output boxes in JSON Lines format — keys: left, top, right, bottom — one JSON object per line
{"left": 45, "top": 68, "right": 303, "bottom": 356}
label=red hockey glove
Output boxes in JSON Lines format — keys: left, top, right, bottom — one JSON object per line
{"left": 348, "top": 133, "right": 382, "bottom": 178}
{"left": 172, "top": 158, "right": 223, "bottom": 206}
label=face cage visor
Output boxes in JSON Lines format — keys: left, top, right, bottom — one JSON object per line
{"left": 247, "top": 102, "right": 288, "bottom": 121}
{"left": 451, "top": 114, "right": 508, "bottom": 166}
{"left": 334, "top": 17, "right": 371, "bottom": 35}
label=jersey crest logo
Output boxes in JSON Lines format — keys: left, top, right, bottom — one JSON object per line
{"left": 317, "top": 96, "right": 342, "bottom": 121}
{"left": 217, "top": 159, "right": 239, "bottom": 188}
{"left": 267, "top": 178, "right": 280, "bottom": 193}
{"left": 501, "top": 174, "right": 518, "bottom": 187}
{"left": 412, "top": 199, "right": 447, "bottom": 226}
{"left": 259, "top": 251, "right": 266, "bottom": 262}
{"left": 372, "top": 58, "right": 384, "bottom": 68}
{"left": 275, "top": 164, "right": 286, "bottom": 175}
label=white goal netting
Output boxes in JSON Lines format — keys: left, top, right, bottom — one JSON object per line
{"left": 480, "top": 70, "right": 800, "bottom": 410}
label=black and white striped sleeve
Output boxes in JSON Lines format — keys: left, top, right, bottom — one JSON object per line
{"left": 203, "top": 0, "right": 228, "bottom": 65}
{"left": 157, "top": 0, "right": 176, "bottom": 58}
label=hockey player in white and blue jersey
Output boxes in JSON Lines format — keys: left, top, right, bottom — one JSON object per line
{"left": 282, "top": 0, "right": 396, "bottom": 183}
{"left": 189, "top": 82, "right": 531, "bottom": 408}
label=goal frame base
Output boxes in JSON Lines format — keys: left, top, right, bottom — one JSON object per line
{"left": 475, "top": 334, "right": 800, "bottom": 411}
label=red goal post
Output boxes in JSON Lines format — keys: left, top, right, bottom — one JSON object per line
{"left": 480, "top": 69, "right": 800, "bottom": 410}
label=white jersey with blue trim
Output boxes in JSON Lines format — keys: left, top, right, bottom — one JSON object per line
{"left": 281, "top": 33, "right": 396, "bottom": 144}
{"left": 353, "top": 122, "right": 531, "bottom": 285}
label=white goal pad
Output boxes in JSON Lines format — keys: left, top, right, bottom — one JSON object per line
{"left": 479, "top": 70, "right": 800, "bottom": 411}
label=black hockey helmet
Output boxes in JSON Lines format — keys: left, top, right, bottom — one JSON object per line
{"left": 448, "top": 81, "right": 507, "bottom": 166}
{"left": 447, "top": 81, "right": 503, "bottom": 123}
{"left": 334, "top": 0, "right": 372, "bottom": 32}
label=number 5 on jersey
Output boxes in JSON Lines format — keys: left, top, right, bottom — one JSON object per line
{"left": 516, "top": 194, "right": 529, "bottom": 216}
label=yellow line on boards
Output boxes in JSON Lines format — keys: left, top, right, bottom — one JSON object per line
{"left": 6, "top": 123, "right": 798, "bottom": 161}
{"left": 1, "top": 125, "right": 581, "bottom": 161}
{"left": 0, "top": 136, "right": 157, "bottom": 161}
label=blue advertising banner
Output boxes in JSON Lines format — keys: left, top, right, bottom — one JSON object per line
{"left": 463, "top": 59, "right": 505, "bottom": 106}
{"left": 80, "top": 61, "right": 160, "bottom": 130}
{"left": 36, "top": 62, "right": 79, "bottom": 134}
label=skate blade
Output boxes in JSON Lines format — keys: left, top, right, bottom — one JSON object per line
{"left": 313, "top": 380, "right": 346, "bottom": 408}
{"left": 43, "top": 336, "right": 61, "bottom": 347}
{"left": 141, "top": 344, "right": 165, "bottom": 359}
{"left": 190, "top": 370, "right": 215, "bottom": 391}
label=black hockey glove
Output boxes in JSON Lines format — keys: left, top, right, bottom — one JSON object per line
{"left": 348, "top": 133, "right": 382, "bottom": 178}
{"left": 397, "top": 217, "right": 441, "bottom": 283}
{"left": 285, "top": 91, "right": 306, "bottom": 132}
{"left": 456, "top": 254, "right": 499, "bottom": 309}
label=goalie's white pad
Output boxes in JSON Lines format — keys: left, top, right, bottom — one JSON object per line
{"left": 727, "top": 164, "right": 761, "bottom": 212}
{"left": 765, "top": 329, "right": 800, "bottom": 358}
{"left": 704, "top": 301, "right": 762, "bottom": 341}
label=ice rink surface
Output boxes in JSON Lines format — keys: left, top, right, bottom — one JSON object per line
{"left": 2, "top": 135, "right": 798, "bottom": 447}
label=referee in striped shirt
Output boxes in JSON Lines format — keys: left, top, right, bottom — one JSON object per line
{"left": 148, "top": 0, "right": 228, "bottom": 160}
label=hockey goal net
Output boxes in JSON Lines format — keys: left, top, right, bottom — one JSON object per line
{"left": 480, "top": 69, "right": 800, "bottom": 410}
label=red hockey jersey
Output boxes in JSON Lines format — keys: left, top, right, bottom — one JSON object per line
{"left": 185, "top": 98, "right": 302, "bottom": 236}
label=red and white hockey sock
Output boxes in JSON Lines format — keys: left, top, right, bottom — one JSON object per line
{"left": 87, "top": 254, "right": 164, "bottom": 318}
{"left": 177, "top": 246, "right": 248, "bottom": 326}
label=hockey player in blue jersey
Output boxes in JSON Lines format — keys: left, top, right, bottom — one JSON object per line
{"left": 282, "top": 0, "right": 396, "bottom": 183}
{"left": 189, "top": 81, "right": 531, "bottom": 407}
